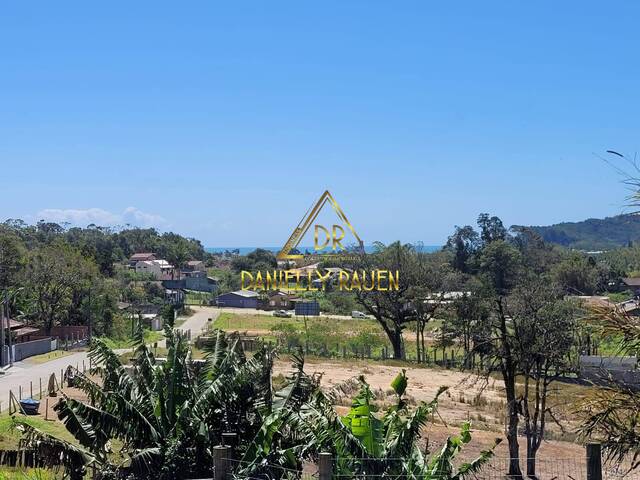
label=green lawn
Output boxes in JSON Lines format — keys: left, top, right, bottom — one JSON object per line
{"left": 212, "top": 312, "right": 380, "bottom": 332}
{"left": 99, "top": 329, "right": 164, "bottom": 350}
{"left": 212, "top": 312, "right": 466, "bottom": 362}
{"left": 24, "top": 350, "right": 76, "bottom": 365}
{"left": 0, "top": 414, "right": 76, "bottom": 451}
{"left": 185, "top": 290, "right": 212, "bottom": 305}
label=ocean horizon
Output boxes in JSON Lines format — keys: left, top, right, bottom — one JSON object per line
{"left": 206, "top": 245, "right": 442, "bottom": 255}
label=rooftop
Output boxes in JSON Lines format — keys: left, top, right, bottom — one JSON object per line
{"left": 226, "top": 290, "right": 259, "bottom": 298}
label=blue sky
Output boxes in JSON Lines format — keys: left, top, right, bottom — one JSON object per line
{"left": 1, "top": 1, "right": 639, "bottom": 246}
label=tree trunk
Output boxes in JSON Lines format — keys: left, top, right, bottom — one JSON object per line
{"left": 526, "top": 441, "right": 539, "bottom": 479}
{"left": 506, "top": 399, "right": 523, "bottom": 479}
{"left": 389, "top": 330, "right": 403, "bottom": 359}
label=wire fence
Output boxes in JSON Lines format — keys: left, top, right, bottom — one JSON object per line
{"left": 215, "top": 455, "right": 640, "bottom": 480}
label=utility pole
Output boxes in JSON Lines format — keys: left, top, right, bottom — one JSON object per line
{"left": 87, "top": 287, "right": 92, "bottom": 341}
{"left": 4, "top": 291, "right": 12, "bottom": 367}
{"left": 0, "top": 295, "right": 5, "bottom": 368}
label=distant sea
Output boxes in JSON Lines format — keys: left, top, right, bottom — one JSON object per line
{"left": 206, "top": 245, "right": 442, "bottom": 255}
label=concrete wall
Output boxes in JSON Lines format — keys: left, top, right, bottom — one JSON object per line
{"left": 12, "top": 337, "right": 53, "bottom": 361}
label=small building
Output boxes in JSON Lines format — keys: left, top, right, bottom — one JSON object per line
{"left": 165, "top": 289, "right": 185, "bottom": 306}
{"left": 162, "top": 275, "right": 217, "bottom": 294}
{"left": 135, "top": 259, "right": 176, "bottom": 280}
{"left": 129, "top": 252, "right": 156, "bottom": 267}
{"left": 216, "top": 290, "right": 259, "bottom": 308}
{"left": 622, "top": 278, "right": 640, "bottom": 296}
{"left": 261, "top": 291, "right": 298, "bottom": 310}
{"left": 184, "top": 260, "right": 205, "bottom": 272}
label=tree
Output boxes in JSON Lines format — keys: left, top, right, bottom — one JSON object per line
{"left": 477, "top": 213, "right": 507, "bottom": 244}
{"left": 0, "top": 228, "right": 25, "bottom": 290}
{"left": 410, "top": 251, "right": 459, "bottom": 362}
{"left": 354, "top": 242, "right": 425, "bottom": 359}
{"left": 445, "top": 225, "right": 480, "bottom": 273}
{"left": 450, "top": 288, "right": 488, "bottom": 368}
{"left": 8, "top": 328, "right": 319, "bottom": 479}
{"left": 475, "top": 239, "right": 524, "bottom": 478}
{"left": 231, "top": 248, "right": 277, "bottom": 273}
{"left": 509, "top": 279, "right": 578, "bottom": 478}
{"left": 22, "top": 242, "right": 98, "bottom": 334}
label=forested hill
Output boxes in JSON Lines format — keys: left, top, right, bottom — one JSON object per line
{"left": 522, "top": 214, "right": 640, "bottom": 251}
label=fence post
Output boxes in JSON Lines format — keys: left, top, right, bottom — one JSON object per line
{"left": 319, "top": 452, "right": 332, "bottom": 480}
{"left": 587, "top": 443, "right": 602, "bottom": 480}
{"left": 213, "top": 445, "right": 229, "bottom": 480}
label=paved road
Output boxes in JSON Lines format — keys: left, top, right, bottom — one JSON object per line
{"left": 0, "top": 350, "right": 89, "bottom": 409}
{"left": 0, "top": 308, "right": 220, "bottom": 406}
{"left": 177, "top": 306, "right": 219, "bottom": 338}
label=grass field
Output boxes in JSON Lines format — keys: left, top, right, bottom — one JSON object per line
{"left": 0, "top": 413, "right": 75, "bottom": 451}
{"left": 99, "top": 329, "right": 164, "bottom": 350}
{"left": 185, "top": 290, "right": 212, "bottom": 305}
{"left": 212, "top": 312, "right": 380, "bottom": 333}
{"left": 24, "top": 350, "right": 76, "bottom": 365}
{"left": 211, "top": 312, "right": 462, "bottom": 361}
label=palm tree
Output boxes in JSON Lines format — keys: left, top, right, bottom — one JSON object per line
{"left": 291, "top": 370, "right": 499, "bottom": 480}
{"left": 9, "top": 325, "right": 281, "bottom": 479}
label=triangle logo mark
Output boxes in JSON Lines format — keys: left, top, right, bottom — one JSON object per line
{"left": 276, "top": 190, "right": 364, "bottom": 260}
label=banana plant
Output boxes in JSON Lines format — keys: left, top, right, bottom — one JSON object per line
{"left": 5, "top": 326, "right": 280, "bottom": 479}
{"left": 301, "top": 370, "right": 501, "bottom": 479}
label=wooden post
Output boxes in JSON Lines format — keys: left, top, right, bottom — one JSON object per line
{"left": 19, "top": 385, "right": 21, "bottom": 400}
{"left": 82, "top": 360, "right": 85, "bottom": 373}
{"left": 222, "top": 432, "right": 238, "bottom": 460}
{"left": 45, "top": 398, "right": 49, "bottom": 420}
{"left": 318, "top": 452, "right": 332, "bottom": 480}
{"left": 39, "top": 378, "right": 42, "bottom": 399}
{"left": 587, "top": 443, "right": 602, "bottom": 480}
{"left": 213, "top": 445, "right": 229, "bottom": 480}
{"left": 30, "top": 381, "right": 33, "bottom": 399}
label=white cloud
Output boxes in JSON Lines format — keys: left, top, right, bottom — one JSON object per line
{"left": 36, "top": 207, "right": 168, "bottom": 229}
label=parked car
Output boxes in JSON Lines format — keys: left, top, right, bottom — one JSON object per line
{"left": 273, "top": 310, "right": 292, "bottom": 318}
{"left": 351, "top": 310, "right": 368, "bottom": 319}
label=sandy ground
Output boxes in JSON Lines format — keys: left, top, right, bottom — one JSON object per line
{"left": 273, "top": 358, "right": 601, "bottom": 476}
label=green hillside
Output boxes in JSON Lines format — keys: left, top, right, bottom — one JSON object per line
{"left": 522, "top": 214, "right": 640, "bottom": 251}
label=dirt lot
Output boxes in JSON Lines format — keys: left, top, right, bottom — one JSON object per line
{"left": 274, "top": 358, "right": 593, "bottom": 467}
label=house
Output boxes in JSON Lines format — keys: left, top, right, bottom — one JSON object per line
{"left": 622, "top": 278, "right": 640, "bottom": 296}
{"left": 1, "top": 318, "right": 41, "bottom": 343}
{"left": 165, "top": 289, "right": 185, "bottom": 306}
{"left": 184, "top": 260, "right": 205, "bottom": 272}
{"left": 216, "top": 290, "right": 259, "bottom": 308}
{"left": 135, "top": 259, "right": 176, "bottom": 280}
{"left": 261, "top": 291, "right": 298, "bottom": 310}
{"left": 129, "top": 252, "right": 156, "bottom": 267}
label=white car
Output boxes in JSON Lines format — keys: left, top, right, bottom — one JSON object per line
{"left": 351, "top": 311, "right": 367, "bottom": 319}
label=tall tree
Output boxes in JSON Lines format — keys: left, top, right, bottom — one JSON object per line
{"left": 354, "top": 242, "right": 424, "bottom": 359}
{"left": 23, "top": 242, "right": 98, "bottom": 334}
{"left": 476, "top": 239, "right": 524, "bottom": 479}
{"left": 509, "top": 278, "right": 578, "bottom": 478}
{"left": 445, "top": 225, "right": 479, "bottom": 273}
